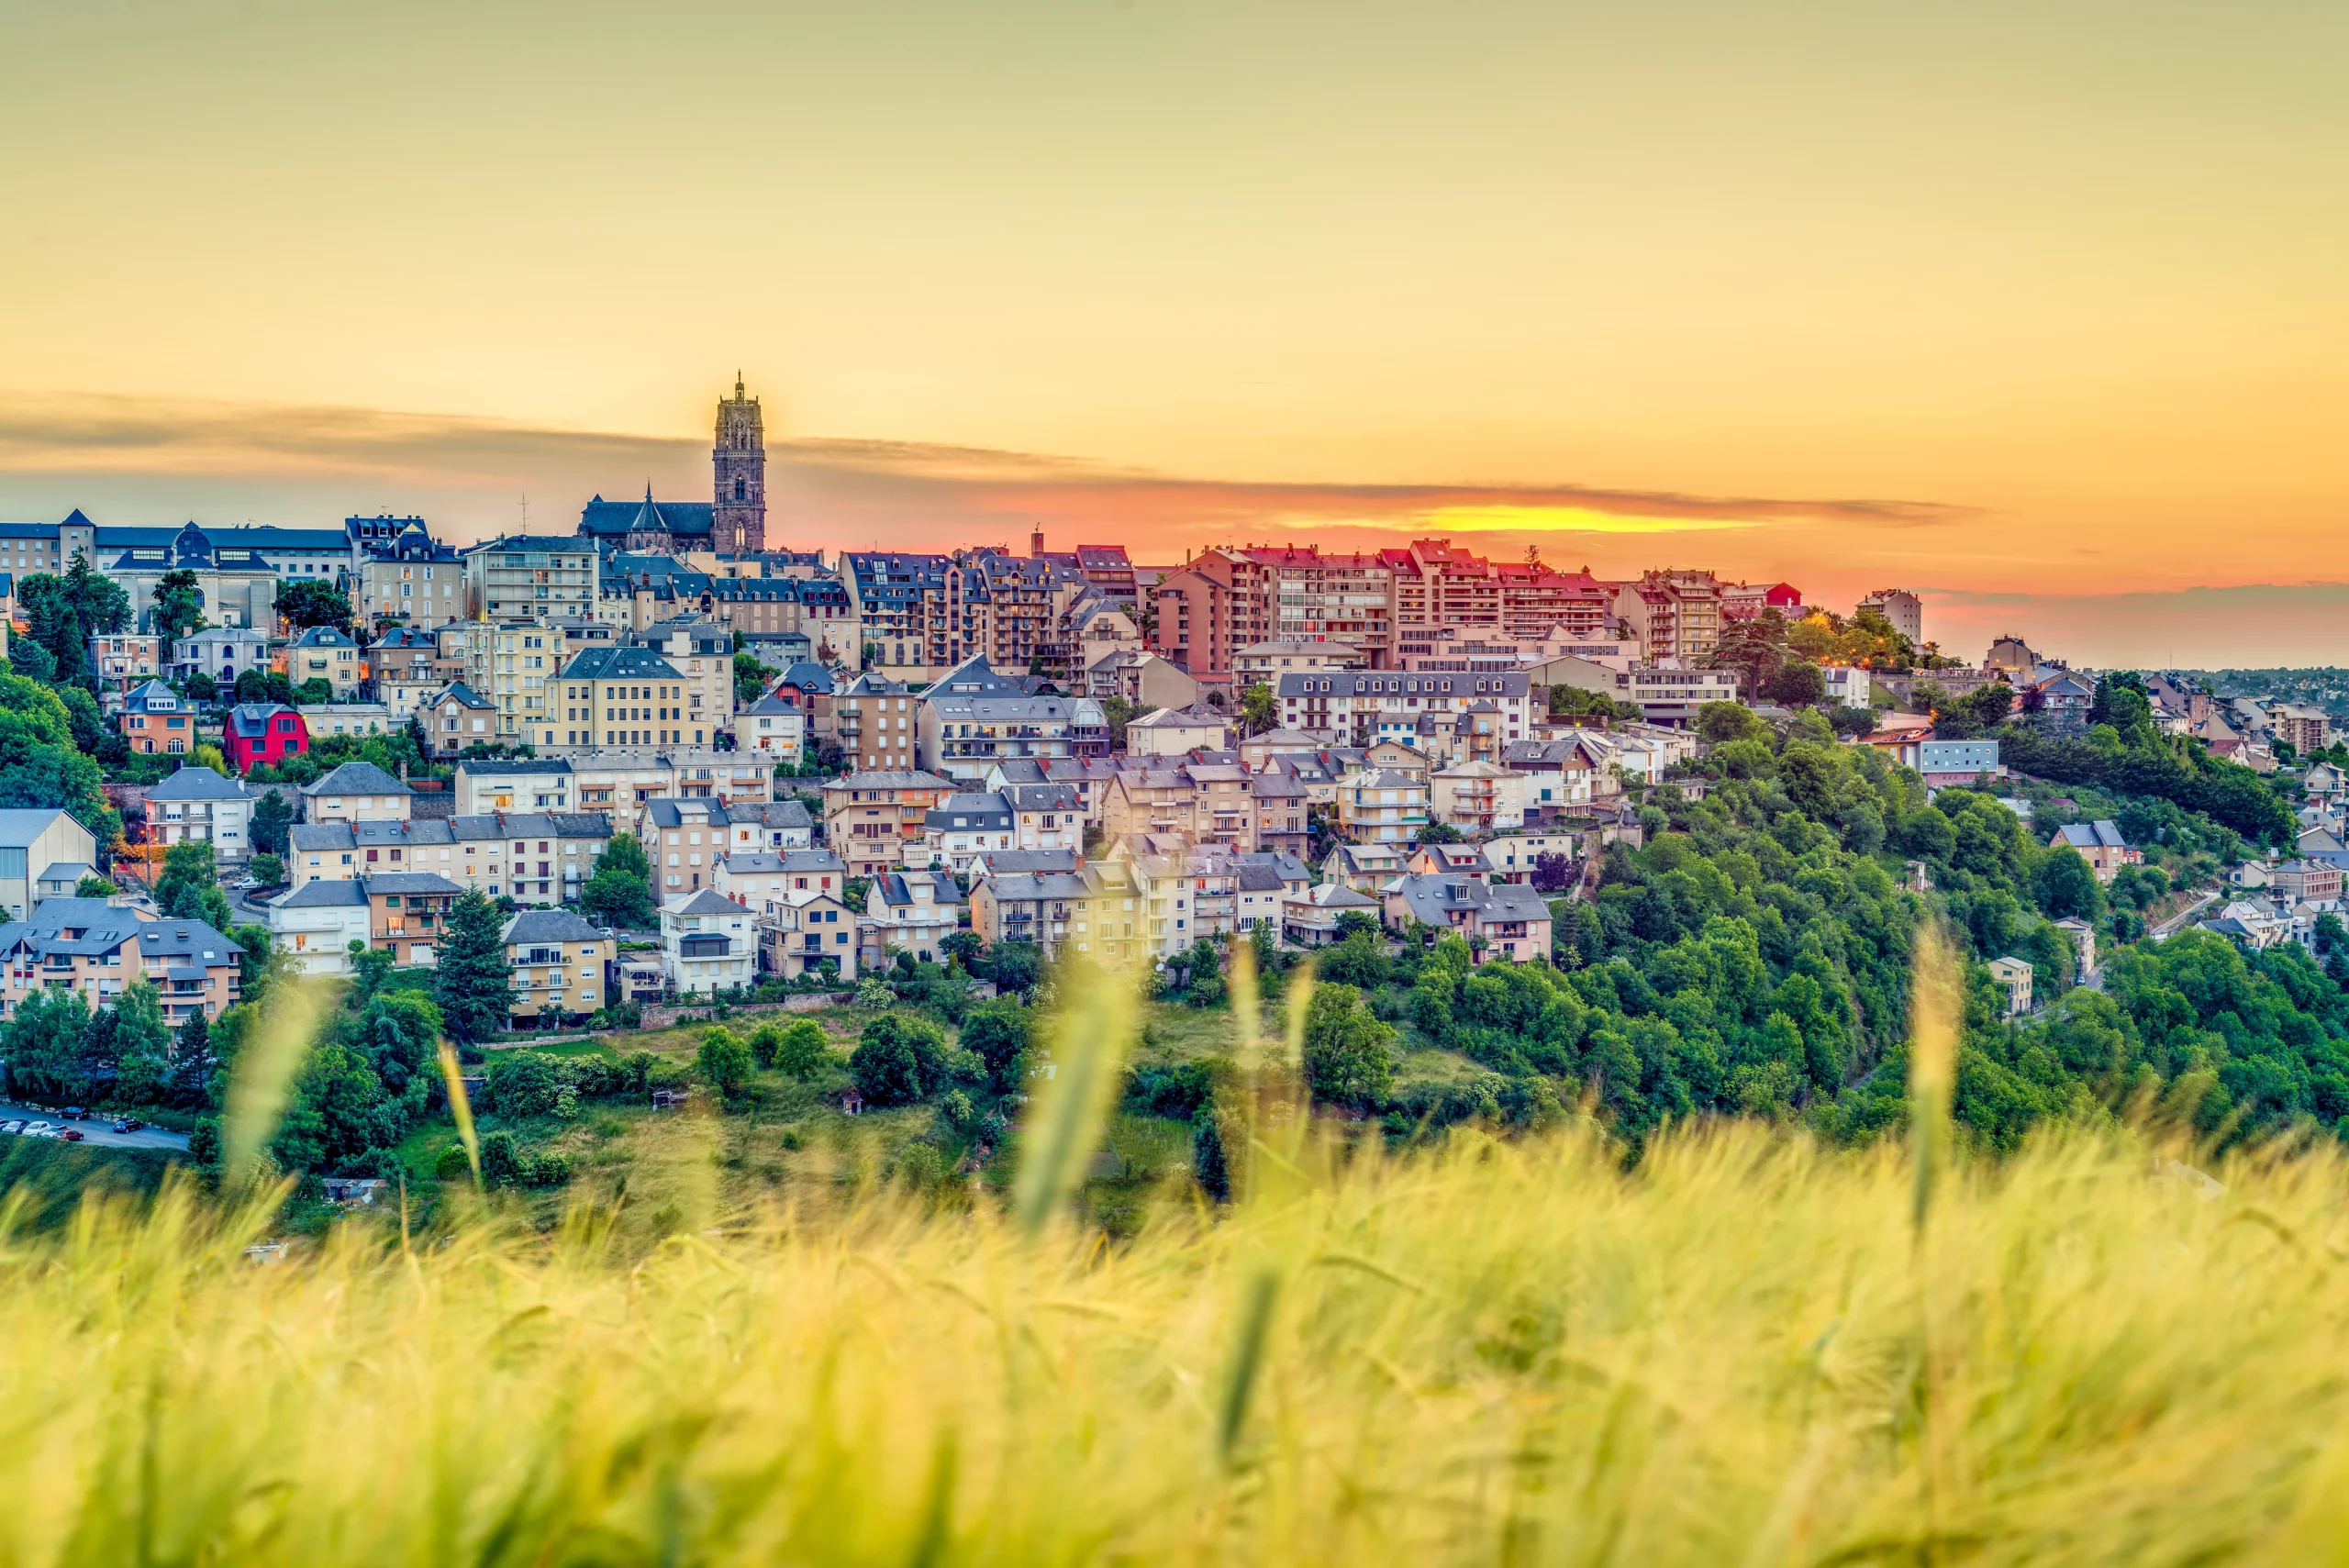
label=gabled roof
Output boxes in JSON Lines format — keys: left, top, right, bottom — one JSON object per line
{"left": 2051, "top": 820, "right": 2128, "bottom": 850}
{"left": 360, "top": 872, "right": 465, "bottom": 896}
{"left": 273, "top": 879, "right": 370, "bottom": 908}
{"left": 423, "top": 682, "right": 495, "bottom": 710}
{"left": 302, "top": 762, "right": 412, "bottom": 796}
{"left": 458, "top": 758, "right": 574, "bottom": 777}
{"left": 503, "top": 909, "right": 607, "bottom": 945}
{"left": 669, "top": 888, "right": 744, "bottom": 917}
{"left": 146, "top": 765, "right": 247, "bottom": 802}
{"left": 290, "top": 624, "right": 358, "bottom": 649}
{"left": 560, "top": 645, "right": 685, "bottom": 682}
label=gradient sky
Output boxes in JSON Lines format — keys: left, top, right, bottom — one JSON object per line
{"left": 5, "top": 1, "right": 2346, "bottom": 664}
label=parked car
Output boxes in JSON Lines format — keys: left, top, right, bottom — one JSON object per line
{"left": 113, "top": 1118, "right": 145, "bottom": 1134}
{"left": 59, "top": 1128, "right": 84, "bottom": 1142}
{"left": 0, "top": 1120, "right": 23, "bottom": 1135}
{"left": 22, "top": 1122, "right": 56, "bottom": 1138}
{"left": 232, "top": 875, "right": 262, "bottom": 890}
{"left": 61, "top": 1106, "right": 86, "bottom": 1120}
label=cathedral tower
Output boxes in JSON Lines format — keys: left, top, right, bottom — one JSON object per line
{"left": 713, "top": 373, "right": 766, "bottom": 555}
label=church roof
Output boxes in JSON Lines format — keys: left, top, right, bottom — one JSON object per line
{"left": 579, "top": 492, "right": 714, "bottom": 544}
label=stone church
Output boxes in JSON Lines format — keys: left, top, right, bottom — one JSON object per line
{"left": 578, "top": 375, "right": 768, "bottom": 555}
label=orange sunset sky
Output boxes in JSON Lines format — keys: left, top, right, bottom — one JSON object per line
{"left": 4, "top": 1, "right": 2345, "bottom": 665}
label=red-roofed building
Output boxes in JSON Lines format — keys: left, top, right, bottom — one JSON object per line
{"left": 1721, "top": 581, "right": 1807, "bottom": 622}
{"left": 224, "top": 703, "right": 307, "bottom": 773}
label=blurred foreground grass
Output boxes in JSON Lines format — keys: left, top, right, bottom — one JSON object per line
{"left": 6, "top": 1118, "right": 2349, "bottom": 1564}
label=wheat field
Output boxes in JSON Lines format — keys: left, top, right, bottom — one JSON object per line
{"left": 5, "top": 949, "right": 2349, "bottom": 1564}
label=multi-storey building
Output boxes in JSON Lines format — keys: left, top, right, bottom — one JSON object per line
{"left": 551, "top": 644, "right": 697, "bottom": 753}
{"left": 623, "top": 620, "right": 735, "bottom": 745}
{"left": 844, "top": 551, "right": 963, "bottom": 679}
{"left": 1611, "top": 569, "right": 1724, "bottom": 661}
{"left": 145, "top": 765, "right": 256, "bottom": 861}
{"left": 1102, "top": 767, "right": 1198, "bottom": 847}
{"left": 1488, "top": 561, "right": 1616, "bottom": 639}
{"left": 299, "top": 762, "right": 413, "bottom": 826}
{"left": 362, "top": 873, "right": 463, "bottom": 967}
{"left": 1382, "top": 875, "right": 1554, "bottom": 964}
{"left": 286, "top": 814, "right": 611, "bottom": 902}
{"left": 86, "top": 633, "right": 164, "bottom": 704}
{"left": 662, "top": 889, "right": 757, "bottom": 996}
{"left": 835, "top": 673, "right": 919, "bottom": 772}
{"left": 862, "top": 870, "right": 961, "bottom": 967}
{"left": 822, "top": 771, "right": 957, "bottom": 878}
{"left": 416, "top": 684, "right": 495, "bottom": 759}
{"left": 121, "top": 677, "right": 192, "bottom": 756}
{"left": 355, "top": 519, "right": 465, "bottom": 628}
{"left": 1275, "top": 670, "right": 1532, "bottom": 749}
{"left": 565, "top": 751, "right": 774, "bottom": 815}
{"left": 501, "top": 909, "right": 613, "bottom": 1026}
{"left": 452, "top": 759, "right": 574, "bottom": 814}
{"left": 171, "top": 628, "right": 271, "bottom": 689}
{"left": 462, "top": 534, "right": 597, "bottom": 623}
{"left": 366, "top": 626, "right": 445, "bottom": 717}
{"left": 1337, "top": 769, "right": 1431, "bottom": 845}
{"left": 286, "top": 624, "right": 362, "bottom": 697}
{"left": 917, "top": 656, "right": 1105, "bottom": 782}
{"left": 0, "top": 900, "right": 244, "bottom": 1024}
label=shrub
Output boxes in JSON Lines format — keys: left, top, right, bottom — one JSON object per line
{"left": 772, "top": 1019, "right": 832, "bottom": 1077}
{"left": 697, "top": 1029, "right": 754, "bottom": 1096}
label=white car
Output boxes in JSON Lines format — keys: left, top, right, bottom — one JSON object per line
{"left": 232, "top": 875, "right": 262, "bottom": 891}
{"left": 0, "top": 1120, "right": 22, "bottom": 1135}
{"left": 21, "top": 1123, "right": 57, "bottom": 1139}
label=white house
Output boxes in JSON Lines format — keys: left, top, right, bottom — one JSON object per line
{"left": 266, "top": 880, "right": 373, "bottom": 975}
{"left": 1428, "top": 761, "right": 1528, "bottom": 834}
{"left": 863, "top": 869, "right": 964, "bottom": 965}
{"left": 740, "top": 695, "right": 808, "bottom": 760}
{"left": 296, "top": 703, "right": 395, "bottom": 741}
{"left": 661, "top": 889, "right": 756, "bottom": 997}
{"left": 1126, "top": 705, "right": 1230, "bottom": 758}
{"left": 144, "top": 765, "right": 257, "bottom": 862}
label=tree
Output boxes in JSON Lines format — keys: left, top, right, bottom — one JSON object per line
{"left": 250, "top": 790, "right": 294, "bottom": 854}
{"left": 276, "top": 578, "right": 352, "bottom": 633}
{"left": 433, "top": 888, "right": 515, "bottom": 1043}
{"left": 152, "top": 569, "right": 209, "bottom": 641}
{"left": 295, "top": 678, "right": 333, "bottom": 705}
{"left": 359, "top": 990, "right": 442, "bottom": 1093}
{"left": 156, "top": 840, "right": 234, "bottom": 932}
{"left": 1417, "top": 823, "right": 1464, "bottom": 845}
{"left": 0, "top": 988, "right": 92, "bottom": 1100}
{"left": 1240, "top": 683, "right": 1277, "bottom": 736}
{"left": 985, "top": 941, "right": 1043, "bottom": 996}
{"left": 0, "top": 669, "right": 122, "bottom": 849}
{"left": 771, "top": 1019, "right": 833, "bottom": 1076}
{"left": 1101, "top": 695, "right": 1137, "bottom": 751}
{"left": 959, "top": 1001, "right": 1030, "bottom": 1092}
{"left": 2034, "top": 847, "right": 2105, "bottom": 921}
{"left": 1192, "top": 1108, "right": 1231, "bottom": 1202}
{"left": 733, "top": 651, "right": 772, "bottom": 706}
{"left": 1697, "top": 701, "right": 1769, "bottom": 745}
{"left": 1830, "top": 705, "right": 1879, "bottom": 739}
{"left": 941, "top": 929, "right": 984, "bottom": 970}
{"left": 1531, "top": 852, "right": 1575, "bottom": 894}
{"left": 110, "top": 980, "right": 173, "bottom": 1106}
{"left": 1760, "top": 662, "right": 1829, "bottom": 708}
{"left": 184, "top": 671, "right": 218, "bottom": 703}
{"left": 852, "top": 1012, "right": 951, "bottom": 1106}
{"left": 580, "top": 833, "right": 656, "bottom": 928}
{"left": 250, "top": 851, "right": 285, "bottom": 885}
{"left": 58, "top": 686, "right": 108, "bottom": 755}
{"left": 1301, "top": 984, "right": 1397, "bottom": 1112}
{"left": 697, "top": 1027, "right": 755, "bottom": 1096}
{"left": 165, "top": 1009, "right": 217, "bottom": 1110}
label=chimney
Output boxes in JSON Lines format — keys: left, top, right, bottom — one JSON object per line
{"left": 1030, "top": 529, "right": 1045, "bottom": 560}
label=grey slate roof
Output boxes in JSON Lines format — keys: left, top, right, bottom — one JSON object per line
{"left": 985, "top": 872, "right": 1096, "bottom": 903}
{"left": 875, "top": 870, "right": 963, "bottom": 906}
{"left": 927, "top": 793, "right": 1015, "bottom": 830}
{"left": 503, "top": 909, "right": 607, "bottom": 945}
{"left": 274, "top": 879, "right": 370, "bottom": 908}
{"left": 2052, "top": 820, "right": 2128, "bottom": 850}
{"left": 969, "top": 849, "right": 1082, "bottom": 878}
{"left": 361, "top": 872, "right": 465, "bottom": 895}
{"left": 1388, "top": 873, "right": 1553, "bottom": 928}
{"left": 146, "top": 764, "right": 248, "bottom": 802}
{"left": 670, "top": 889, "right": 744, "bottom": 917}
{"left": 559, "top": 645, "right": 685, "bottom": 682}
{"left": 302, "top": 762, "right": 412, "bottom": 797}
{"left": 460, "top": 759, "right": 574, "bottom": 777}
{"left": 719, "top": 849, "right": 848, "bottom": 876}
{"left": 289, "top": 824, "right": 355, "bottom": 851}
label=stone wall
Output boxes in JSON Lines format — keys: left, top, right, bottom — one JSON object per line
{"left": 638, "top": 992, "right": 852, "bottom": 1029}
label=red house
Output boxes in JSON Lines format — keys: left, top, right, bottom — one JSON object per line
{"left": 225, "top": 703, "right": 307, "bottom": 773}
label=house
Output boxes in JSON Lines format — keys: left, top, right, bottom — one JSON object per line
{"left": 300, "top": 762, "right": 414, "bottom": 825}
{"left": 712, "top": 848, "right": 849, "bottom": 913}
{"left": 1085, "top": 649, "right": 1200, "bottom": 711}
{"left": 1381, "top": 875, "right": 1554, "bottom": 963}
{"left": 759, "top": 888, "right": 859, "bottom": 980}
{"left": 916, "top": 657, "right": 1104, "bottom": 780}
{"left": 365, "top": 626, "right": 449, "bottom": 717}
{"left": 1986, "top": 955, "right": 2034, "bottom": 1018}
{"left": 1429, "top": 761, "right": 1527, "bottom": 834}
{"left": 1102, "top": 768, "right": 1199, "bottom": 847}
{"left": 1184, "top": 763, "right": 1257, "bottom": 851}
{"left": 1279, "top": 670, "right": 1533, "bottom": 748}
{"left": 1126, "top": 705, "right": 1230, "bottom": 758}
{"left": 2053, "top": 916, "right": 2099, "bottom": 984}
{"left": 453, "top": 759, "right": 574, "bottom": 815}
{"left": 266, "top": 880, "right": 373, "bottom": 974}
{"left": 2047, "top": 820, "right": 2140, "bottom": 883}
{"left": 834, "top": 673, "right": 919, "bottom": 772}
{"left": 287, "top": 624, "right": 363, "bottom": 696}
{"left": 719, "top": 799, "right": 816, "bottom": 855}
{"left": 0, "top": 808, "right": 101, "bottom": 922}
{"left": 967, "top": 848, "right": 1084, "bottom": 883}
{"left": 863, "top": 870, "right": 963, "bottom": 965}
{"left": 1280, "top": 882, "right": 1383, "bottom": 948}
{"left": 295, "top": 703, "right": 395, "bottom": 745}
{"left": 1232, "top": 852, "right": 1311, "bottom": 934}
{"left": 661, "top": 888, "right": 757, "bottom": 996}
{"left": 221, "top": 702, "right": 307, "bottom": 773}
{"left": 1480, "top": 831, "right": 1583, "bottom": 886}
{"left": 643, "top": 799, "right": 754, "bottom": 897}
{"left": 1918, "top": 738, "right": 2003, "bottom": 785}
{"left": 86, "top": 633, "right": 164, "bottom": 703}
{"left": 417, "top": 684, "right": 497, "bottom": 759}
{"left": 362, "top": 873, "right": 463, "bottom": 966}
{"left": 918, "top": 791, "right": 1019, "bottom": 873}
{"left": 1003, "top": 784, "right": 1086, "bottom": 856}
{"left": 1238, "top": 728, "right": 1325, "bottom": 770}
{"left": 0, "top": 901, "right": 244, "bottom": 1024}
{"left": 120, "top": 681, "right": 196, "bottom": 757}
{"left": 2268, "top": 860, "right": 2344, "bottom": 906}
{"left": 1117, "top": 843, "right": 1240, "bottom": 956}
{"left": 172, "top": 627, "right": 271, "bottom": 688}
{"left": 822, "top": 771, "right": 957, "bottom": 878}
{"left": 502, "top": 909, "right": 613, "bottom": 1026}
{"left": 1323, "top": 841, "right": 1408, "bottom": 895}
{"left": 1336, "top": 770, "right": 1431, "bottom": 845}
{"left": 1249, "top": 771, "right": 1312, "bottom": 861}
{"left": 144, "top": 765, "right": 256, "bottom": 861}
{"left": 1502, "top": 742, "right": 1596, "bottom": 817}
{"left": 740, "top": 694, "right": 808, "bottom": 759}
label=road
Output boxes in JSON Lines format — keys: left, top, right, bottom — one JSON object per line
{"left": 0, "top": 1102, "right": 193, "bottom": 1151}
{"left": 2149, "top": 890, "right": 2221, "bottom": 940}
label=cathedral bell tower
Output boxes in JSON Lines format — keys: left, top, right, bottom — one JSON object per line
{"left": 713, "top": 373, "right": 766, "bottom": 556}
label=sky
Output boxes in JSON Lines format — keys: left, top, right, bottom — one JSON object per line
{"left": 3, "top": 0, "right": 2345, "bottom": 666}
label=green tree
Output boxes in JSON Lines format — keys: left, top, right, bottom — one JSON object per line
{"left": 852, "top": 1013, "right": 951, "bottom": 1106}
{"left": 275, "top": 579, "right": 352, "bottom": 632}
{"left": 580, "top": 833, "right": 657, "bottom": 927}
{"left": 2033, "top": 847, "right": 2105, "bottom": 921}
{"left": 1301, "top": 984, "right": 1397, "bottom": 1112}
{"left": 1192, "top": 1107, "right": 1231, "bottom": 1201}
{"left": 250, "top": 790, "right": 294, "bottom": 853}
{"left": 432, "top": 887, "right": 515, "bottom": 1043}
{"left": 1240, "top": 683, "right": 1277, "bottom": 736}
{"left": 985, "top": 941, "right": 1043, "bottom": 996}
{"left": 358, "top": 990, "right": 443, "bottom": 1093}
{"left": 109, "top": 979, "right": 173, "bottom": 1106}
{"left": 0, "top": 988, "right": 92, "bottom": 1100}
{"left": 165, "top": 1009, "right": 217, "bottom": 1109}
{"left": 771, "top": 1018, "right": 833, "bottom": 1076}
{"left": 0, "top": 669, "right": 122, "bottom": 849}
{"left": 58, "top": 686, "right": 108, "bottom": 754}
{"left": 959, "top": 1001, "right": 1030, "bottom": 1092}
{"left": 250, "top": 851, "right": 285, "bottom": 885}
{"left": 151, "top": 569, "right": 209, "bottom": 641}
{"left": 697, "top": 1027, "right": 755, "bottom": 1096}
{"left": 1760, "top": 662, "right": 1828, "bottom": 708}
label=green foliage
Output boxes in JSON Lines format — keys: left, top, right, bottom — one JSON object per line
{"left": 432, "top": 888, "right": 514, "bottom": 1043}
{"left": 250, "top": 792, "right": 293, "bottom": 854}
{"left": 1302, "top": 984, "right": 1398, "bottom": 1111}
{"left": 0, "top": 669, "right": 122, "bottom": 851}
{"left": 275, "top": 578, "right": 352, "bottom": 632}
{"left": 985, "top": 941, "right": 1043, "bottom": 996}
{"left": 1998, "top": 691, "right": 2294, "bottom": 845}
{"left": 768, "top": 1019, "right": 833, "bottom": 1076}
{"left": 960, "top": 1001, "right": 1031, "bottom": 1093}
{"left": 851, "top": 1012, "right": 955, "bottom": 1106}
{"left": 697, "top": 1028, "right": 755, "bottom": 1096}
{"left": 579, "top": 833, "right": 656, "bottom": 928}
{"left": 1240, "top": 683, "right": 1276, "bottom": 736}
{"left": 250, "top": 851, "right": 285, "bottom": 885}
{"left": 732, "top": 651, "right": 772, "bottom": 706}
{"left": 151, "top": 569, "right": 209, "bottom": 641}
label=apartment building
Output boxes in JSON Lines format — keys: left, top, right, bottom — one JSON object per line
{"left": 1337, "top": 769, "right": 1431, "bottom": 845}
{"left": 356, "top": 521, "right": 465, "bottom": 627}
{"left": 0, "top": 901, "right": 243, "bottom": 1024}
{"left": 711, "top": 848, "right": 850, "bottom": 913}
{"left": 548, "top": 643, "right": 698, "bottom": 753}
{"left": 362, "top": 873, "right": 463, "bottom": 967}
{"left": 917, "top": 657, "right": 1107, "bottom": 780}
{"left": 365, "top": 626, "right": 448, "bottom": 717}
{"left": 760, "top": 885, "right": 859, "bottom": 981}
{"left": 1275, "top": 670, "right": 1532, "bottom": 749}
{"left": 566, "top": 751, "right": 774, "bottom": 814}
{"left": 822, "top": 771, "right": 957, "bottom": 877}
{"left": 502, "top": 909, "right": 613, "bottom": 1025}
{"left": 661, "top": 890, "right": 756, "bottom": 997}
{"left": 171, "top": 627, "right": 271, "bottom": 688}
{"left": 1103, "top": 767, "right": 1198, "bottom": 847}
{"left": 624, "top": 620, "right": 735, "bottom": 743}
{"left": 86, "top": 633, "right": 164, "bottom": 703}
{"left": 1429, "top": 761, "right": 1528, "bottom": 833}
{"left": 1382, "top": 875, "right": 1554, "bottom": 963}
{"left": 1611, "top": 570, "right": 1724, "bottom": 661}
{"left": 298, "top": 762, "right": 412, "bottom": 826}
{"left": 862, "top": 870, "right": 962, "bottom": 966}
{"left": 442, "top": 621, "right": 565, "bottom": 744}
{"left": 835, "top": 673, "right": 918, "bottom": 772}
{"left": 267, "top": 881, "right": 373, "bottom": 974}
{"left": 287, "top": 814, "right": 611, "bottom": 902}
{"left": 462, "top": 534, "right": 597, "bottom": 623}
{"left": 844, "top": 551, "right": 968, "bottom": 681}
{"left": 452, "top": 759, "right": 573, "bottom": 814}
{"left": 1538, "top": 656, "right": 1743, "bottom": 727}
